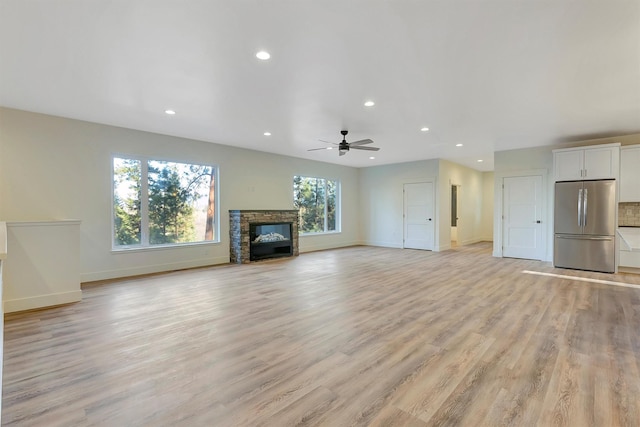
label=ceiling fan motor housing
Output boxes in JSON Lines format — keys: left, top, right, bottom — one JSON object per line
{"left": 339, "top": 130, "right": 349, "bottom": 151}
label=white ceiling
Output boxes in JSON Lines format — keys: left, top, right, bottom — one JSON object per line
{"left": 1, "top": 1, "right": 639, "bottom": 171}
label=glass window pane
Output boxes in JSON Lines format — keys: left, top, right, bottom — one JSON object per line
{"left": 294, "top": 175, "right": 339, "bottom": 234}
{"left": 147, "top": 160, "right": 215, "bottom": 245}
{"left": 327, "top": 179, "right": 337, "bottom": 231}
{"left": 113, "top": 157, "right": 142, "bottom": 246}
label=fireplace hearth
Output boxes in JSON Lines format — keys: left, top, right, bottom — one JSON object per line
{"left": 229, "top": 210, "right": 299, "bottom": 263}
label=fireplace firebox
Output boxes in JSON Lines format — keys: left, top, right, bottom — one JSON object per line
{"left": 229, "top": 210, "right": 299, "bottom": 263}
{"left": 250, "top": 222, "right": 293, "bottom": 261}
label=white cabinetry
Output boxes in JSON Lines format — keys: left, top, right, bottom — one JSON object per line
{"left": 619, "top": 145, "right": 640, "bottom": 202}
{"left": 618, "top": 228, "right": 640, "bottom": 272}
{"left": 620, "top": 250, "right": 640, "bottom": 269}
{"left": 553, "top": 143, "right": 620, "bottom": 181}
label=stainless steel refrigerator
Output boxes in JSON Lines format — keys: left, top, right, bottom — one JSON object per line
{"left": 554, "top": 179, "right": 616, "bottom": 273}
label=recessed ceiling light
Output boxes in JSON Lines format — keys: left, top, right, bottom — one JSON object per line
{"left": 456, "top": 143, "right": 463, "bottom": 147}
{"left": 263, "top": 132, "right": 271, "bottom": 136}
{"left": 369, "top": 156, "right": 376, "bottom": 160}
{"left": 477, "top": 159, "right": 483, "bottom": 162}
{"left": 256, "top": 51, "right": 270, "bottom": 60}
{"left": 327, "top": 147, "right": 333, "bottom": 150}
{"left": 165, "top": 109, "right": 176, "bottom": 115}
{"left": 364, "top": 101, "right": 375, "bottom": 107}
{"left": 420, "top": 127, "right": 429, "bottom": 132}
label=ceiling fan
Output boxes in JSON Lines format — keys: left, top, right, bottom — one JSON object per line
{"left": 308, "top": 130, "right": 380, "bottom": 156}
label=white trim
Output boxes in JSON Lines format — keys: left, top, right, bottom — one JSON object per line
{"left": 3, "top": 290, "right": 82, "bottom": 314}
{"left": 299, "top": 240, "right": 361, "bottom": 253}
{"left": 111, "top": 240, "right": 220, "bottom": 254}
{"left": 552, "top": 142, "right": 621, "bottom": 153}
{"left": 0, "top": 222, "right": 6, "bottom": 260}
{"left": 401, "top": 178, "right": 437, "bottom": 251}
{"left": 436, "top": 243, "right": 451, "bottom": 252}
{"left": 6, "top": 219, "right": 81, "bottom": 227}
{"left": 523, "top": 270, "right": 640, "bottom": 290}
{"left": 493, "top": 169, "right": 548, "bottom": 260}
{"left": 293, "top": 175, "right": 341, "bottom": 234}
{"left": 299, "top": 231, "right": 342, "bottom": 237}
{"left": 81, "top": 255, "right": 230, "bottom": 282}
{"left": 111, "top": 155, "right": 220, "bottom": 249}
{"left": 459, "top": 237, "right": 484, "bottom": 246}
{"left": 362, "top": 240, "right": 403, "bottom": 249}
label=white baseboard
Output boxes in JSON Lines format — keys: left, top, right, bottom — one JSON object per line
{"left": 81, "top": 256, "right": 230, "bottom": 282}
{"left": 361, "top": 240, "right": 403, "bottom": 249}
{"left": 4, "top": 290, "right": 82, "bottom": 313}
{"left": 299, "top": 240, "right": 361, "bottom": 253}
{"left": 436, "top": 243, "right": 451, "bottom": 251}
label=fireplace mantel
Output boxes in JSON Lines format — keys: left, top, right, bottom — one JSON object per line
{"left": 229, "top": 210, "right": 299, "bottom": 263}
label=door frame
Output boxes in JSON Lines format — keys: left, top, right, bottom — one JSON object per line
{"left": 402, "top": 179, "right": 437, "bottom": 251}
{"left": 450, "top": 182, "right": 461, "bottom": 246}
{"left": 494, "top": 169, "right": 548, "bottom": 260}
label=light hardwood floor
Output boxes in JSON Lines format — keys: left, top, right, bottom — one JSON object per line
{"left": 3, "top": 243, "right": 640, "bottom": 426}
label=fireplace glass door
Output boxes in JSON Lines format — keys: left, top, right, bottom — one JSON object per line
{"left": 249, "top": 223, "right": 293, "bottom": 261}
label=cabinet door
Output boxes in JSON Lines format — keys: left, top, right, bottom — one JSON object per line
{"left": 583, "top": 146, "right": 619, "bottom": 180}
{"left": 620, "top": 250, "right": 640, "bottom": 268}
{"left": 620, "top": 147, "right": 640, "bottom": 202}
{"left": 554, "top": 150, "right": 584, "bottom": 181}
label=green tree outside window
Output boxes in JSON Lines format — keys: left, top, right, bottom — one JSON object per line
{"left": 293, "top": 176, "right": 339, "bottom": 234}
{"left": 113, "top": 157, "right": 217, "bottom": 247}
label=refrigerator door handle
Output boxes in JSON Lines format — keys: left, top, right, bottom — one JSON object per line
{"left": 555, "top": 235, "right": 612, "bottom": 241}
{"left": 577, "top": 188, "right": 583, "bottom": 228}
{"left": 583, "top": 188, "right": 588, "bottom": 227}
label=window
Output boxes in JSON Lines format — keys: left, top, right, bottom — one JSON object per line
{"left": 293, "top": 176, "right": 340, "bottom": 234}
{"left": 113, "top": 156, "right": 218, "bottom": 248}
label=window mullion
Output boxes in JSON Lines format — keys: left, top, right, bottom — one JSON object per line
{"left": 323, "top": 179, "right": 328, "bottom": 232}
{"left": 140, "top": 161, "right": 150, "bottom": 245}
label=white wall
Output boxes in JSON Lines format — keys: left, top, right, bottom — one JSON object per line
{"left": 481, "top": 171, "right": 494, "bottom": 241}
{"left": 3, "top": 220, "right": 82, "bottom": 313}
{"left": 0, "top": 221, "right": 5, "bottom": 420}
{"left": 0, "top": 108, "right": 360, "bottom": 281}
{"left": 358, "top": 158, "right": 490, "bottom": 251}
{"left": 493, "top": 146, "right": 554, "bottom": 260}
{"left": 493, "top": 133, "right": 640, "bottom": 261}
{"left": 438, "top": 160, "right": 487, "bottom": 249}
{"left": 358, "top": 160, "right": 440, "bottom": 249}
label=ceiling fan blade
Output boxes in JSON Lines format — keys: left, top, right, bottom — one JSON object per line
{"left": 348, "top": 139, "right": 374, "bottom": 146}
{"left": 350, "top": 146, "right": 380, "bottom": 151}
{"left": 307, "top": 147, "right": 330, "bottom": 151}
{"left": 319, "top": 139, "right": 338, "bottom": 145}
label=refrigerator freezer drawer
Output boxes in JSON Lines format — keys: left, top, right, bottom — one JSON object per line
{"left": 554, "top": 234, "right": 615, "bottom": 273}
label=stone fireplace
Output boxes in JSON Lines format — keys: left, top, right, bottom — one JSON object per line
{"left": 229, "top": 210, "right": 299, "bottom": 263}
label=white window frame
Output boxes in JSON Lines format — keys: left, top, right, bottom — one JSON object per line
{"left": 111, "top": 154, "right": 220, "bottom": 251}
{"left": 293, "top": 175, "right": 341, "bottom": 235}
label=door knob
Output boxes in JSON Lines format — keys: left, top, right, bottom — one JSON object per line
{"left": 427, "top": 218, "right": 432, "bottom": 221}
{"left": 536, "top": 220, "right": 541, "bottom": 223}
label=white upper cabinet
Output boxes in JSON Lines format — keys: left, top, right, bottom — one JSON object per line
{"left": 553, "top": 143, "right": 620, "bottom": 182}
{"left": 620, "top": 145, "right": 640, "bottom": 202}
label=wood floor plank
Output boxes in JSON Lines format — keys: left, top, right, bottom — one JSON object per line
{"left": 3, "top": 242, "right": 640, "bottom": 426}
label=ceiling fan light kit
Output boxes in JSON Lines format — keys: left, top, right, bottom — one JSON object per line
{"left": 308, "top": 130, "right": 380, "bottom": 156}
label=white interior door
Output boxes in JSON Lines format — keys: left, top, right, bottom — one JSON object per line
{"left": 403, "top": 182, "right": 435, "bottom": 250}
{"left": 502, "top": 175, "right": 544, "bottom": 260}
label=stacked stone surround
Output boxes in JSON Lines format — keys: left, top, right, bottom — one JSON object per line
{"left": 619, "top": 202, "right": 640, "bottom": 227}
{"left": 229, "top": 210, "right": 299, "bottom": 264}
